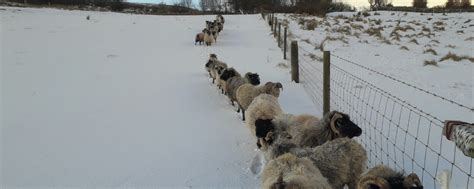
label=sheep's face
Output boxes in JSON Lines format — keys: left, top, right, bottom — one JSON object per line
{"left": 247, "top": 73, "right": 261, "bottom": 85}
{"left": 358, "top": 173, "right": 423, "bottom": 189}
{"left": 205, "top": 60, "right": 214, "bottom": 69}
{"left": 265, "top": 82, "right": 283, "bottom": 97}
{"left": 330, "top": 112, "right": 362, "bottom": 138}
{"left": 255, "top": 119, "right": 275, "bottom": 148}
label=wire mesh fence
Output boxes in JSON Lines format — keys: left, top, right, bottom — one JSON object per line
{"left": 298, "top": 49, "right": 473, "bottom": 189}
{"left": 262, "top": 13, "right": 473, "bottom": 189}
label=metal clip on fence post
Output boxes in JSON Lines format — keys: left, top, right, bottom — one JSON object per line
{"left": 323, "top": 51, "right": 330, "bottom": 115}
{"left": 291, "top": 41, "right": 299, "bottom": 83}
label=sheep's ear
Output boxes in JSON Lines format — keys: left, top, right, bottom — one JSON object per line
{"left": 255, "top": 119, "right": 274, "bottom": 138}
{"left": 403, "top": 173, "right": 423, "bottom": 189}
{"left": 329, "top": 112, "right": 344, "bottom": 136}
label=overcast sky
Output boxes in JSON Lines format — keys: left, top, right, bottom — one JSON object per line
{"left": 126, "top": 0, "right": 449, "bottom": 9}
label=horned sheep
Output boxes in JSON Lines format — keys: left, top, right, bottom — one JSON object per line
{"left": 262, "top": 153, "right": 333, "bottom": 189}
{"left": 235, "top": 82, "right": 283, "bottom": 121}
{"left": 267, "top": 138, "right": 368, "bottom": 189}
{"left": 357, "top": 165, "right": 423, "bottom": 189}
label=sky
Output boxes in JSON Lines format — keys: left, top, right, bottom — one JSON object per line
{"left": 126, "top": 0, "right": 450, "bottom": 9}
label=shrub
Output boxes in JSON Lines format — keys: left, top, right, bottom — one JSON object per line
{"left": 409, "top": 38, "right": 419, "bottom": 45}
{"left": 440, "top": 52, "right": 474, "bottom": 63}
{"left": 424, "top": 60, "right": 438, "bottom": 66}
{"left": 423, "top": 48, "right": 438, "bottom": 55}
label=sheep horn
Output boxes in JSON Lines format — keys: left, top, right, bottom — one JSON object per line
{"left": 272, "top": 172, "right": 286, "bottom": 189}
{"left": 329, "top": 111, "right": 344, "bottom": 137}
{"left": 357, "top": 176, "right": 389, "bottom": 189}
{"left": 403, "top": 173, "right": 423, "bottom": 189}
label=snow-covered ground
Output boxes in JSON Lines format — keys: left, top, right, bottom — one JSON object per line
{"left": 1, "top": 7, "right": 316, "bottom": 188}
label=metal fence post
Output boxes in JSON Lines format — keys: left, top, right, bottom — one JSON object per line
{"left": 323, "top": 51, "right": 330, "bottom": 115}
{"left": 284, "top": 27, "right": 287, "bottom": 60}
{"left": 291, "top": 41, "right": 299, "bottom": 83}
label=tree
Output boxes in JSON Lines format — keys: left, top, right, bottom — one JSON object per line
{"left": 413, "top": 0, "right": 427, "bottom": 8}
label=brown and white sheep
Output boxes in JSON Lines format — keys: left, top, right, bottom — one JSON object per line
{"left": 220, "top": 72, "right": 260, "bottom": 106}
{"left": 235, "top": 82, "right": 283, "bottom": 121}
{"left": 357, "top": 165, "right": 423, "bottom": 189}
{"left": 262, "top": 153, "right": 333, "bottom": 189}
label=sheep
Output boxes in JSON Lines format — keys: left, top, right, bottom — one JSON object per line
{"left": 195, "top": 30, "right": 205, "bottom": 45}
{"left": 265, "top": 138, "right": 367, "bottom": 189}
{"left": 205, "top": 53, "right": 218, "bottom": 77}
{"left": 245, "top": 94, "right": 283, "bottom": 141}
{"left": 235, "top": 81, "right": 283, "bottom": 121}
{"left": 216, "top": 14, "right": 225, "bottom": 24}
{"left": 288, "top": 111, "right": 362, "bottom": 148}
{"left": 357, "top": 165, "right": 423, "bottom": 189}
{"left": 262, "top": 153, "right": 333, "bottom": 189}
{"left": 220, "top": 72, "right": 260, "bottom": 106}
{"left": 253, "top": 110, "right": 362, "bottom": 151}
{"left": 203, "top": 29, "right": 215, "bottom": 46}
{"left": 209, "top": 60, "right": 227, "bottom": 84}
{"left": 218, "top": 67, "right": 240, "bottom": 94}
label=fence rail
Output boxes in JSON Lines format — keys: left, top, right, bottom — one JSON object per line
{"left": 261, "top": 13, "right": 474, "bottom": 189}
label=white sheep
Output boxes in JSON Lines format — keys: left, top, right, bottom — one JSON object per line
{"left": 205, "top": 54, "right": 218, "bottom": 77}
{"left": 276, "top": 138, "right": 368, "bottom": 189}
{"left": 262, "top": 153, "right": 333, "bottom": 189}
{"left": 357, "top": 165, "right": 423, "bottom": 189}
{"left": 235, "top": 82, "right": 283, "bottom": 121}
{"left": 245, "top": 94, "right": 284, "bottom": 140}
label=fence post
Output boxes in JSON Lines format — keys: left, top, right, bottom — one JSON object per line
{"left": 291, "top": 41, "right": 299, "bottom": 83}
{"left": 284, "top": 27, "right": 287, "bottom": 60}
{"left": 278, "top": 23, "right": 281, "bottom": 47}
{"left": 269, "top": 14, "right": 272, "bottom": 27}
{"left": 274, "top": 17, "right": 277, "bottom": 36}
{"left": 323, "top": 51, "right": 330, "bottom": 115}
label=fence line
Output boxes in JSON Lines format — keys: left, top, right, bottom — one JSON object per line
{"left": 330, "top": 53, "right": 474, "bottom": 112}
{"left": 261, "top": 13, "right": 474, "bottom": 189}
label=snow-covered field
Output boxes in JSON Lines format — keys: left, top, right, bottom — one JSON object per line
{"left": 281, "top": 11, "right": 473, "bottom": 122}
{"left": 1, "top": 7, "right": 316, "bottom": 188}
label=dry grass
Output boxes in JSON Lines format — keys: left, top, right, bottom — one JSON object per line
{"left": 350, "top": 23, "right": 364, "bottom": 30}
{"left": 440, "top": 52, "right": 474, "bottom": 63}
{"left": 434, "top": 26, "right": 445, "bottom": 31}
{"left": 308, "top": 53, "right": 323, "bottom": 61}
{"left": 276, "top": 62, "right": 289, "bottom": 69}
{"left": 332, "top": 25, "right": 352, "bottom": 35}
{"left": 409, "top": 38, "right": 419, "bottom": 45}
{"left": 423, "top": 48, "right": 438, "bottom": 55}
{"left": 456, "top": 30, "right": 464, "bottom": 34}
{"left": 445, "top": 44, "right": 456, "bottom": 49}
{"left": 430, "top": 39, "right": 440, "bottom": 44}
{"left": 319, "top": 36, "right": 348, "bottom": 50}
{"left": 400, "top": 46, "right": 409, "bottom": 50}
{"left": 392, "top": 25, "right": 415, "bottom": 33}
{"left": 464, "top": 19, "right": 472, "bottom": 24}
{"left": 302, "top": 38, "right": 311, "bottom": 44}
{"left": 374, "top": 12, "right": 380, "bottom": 16}
{"left": 362, "top": 11, "right": 370, "bottom": 17}
{"left": 424, "top": 60, "right": 439, "bottom": 66}
{"left": 427, "top": 17, "right": 432, "bottom": 21}
{"left": 433, "top": 21, "right": 445, "bottom": 26}
{"left": 392, "top": 35, "right": 401, "bottom": 41}
{"left": 422, "top": 26, "right": 431, "bottom": 33}
{"left": 465, "top": 37, "right": 474, "bottom": 41}
{"left": 365, "top": 27, "right": 383, "bottom": 38}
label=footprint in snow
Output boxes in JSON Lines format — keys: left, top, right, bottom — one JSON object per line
{"left": 107, "top": 54, "right": 119, "bottom": 58}
{"left": 250, "top": 153, "right": 265, "bottom": 176}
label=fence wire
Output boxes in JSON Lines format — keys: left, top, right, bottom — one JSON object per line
{"left": 299, "top": 48, "right": 473, "bottom": 189}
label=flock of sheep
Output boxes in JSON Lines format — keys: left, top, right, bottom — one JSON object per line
{"left": 202, "top": 15, "right": 424, "bottom": 189}
{"left": 195, "top": 15, "right": 225, "bottom": 46}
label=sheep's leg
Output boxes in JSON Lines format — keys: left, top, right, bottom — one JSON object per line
{"left": 241, "top": 108, "right": 246, "bottom": 121}
{"left": 221, "top": 88, "right": 224, "bottom": 94}
{"left": 212, "top": 78, "right": 215, "bottom": 84}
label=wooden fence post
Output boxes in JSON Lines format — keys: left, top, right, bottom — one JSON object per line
{"left": 291, "top": 41, "right": 299, "bottom": 83}
{"left": 274, "top": 17, "right": 277, "bottom": 36}
{"left": 284, "top": 27, "right": 287, "bottom": 60}
{"left": 278, "top": 23, "right": 281, "bottom": 47}
{"left": 323, "top": 51, "right": 330, "bottom": 115}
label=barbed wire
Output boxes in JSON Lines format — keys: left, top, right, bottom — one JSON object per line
{"left": 331, "top": 53, "right": 474, "bottom": 112}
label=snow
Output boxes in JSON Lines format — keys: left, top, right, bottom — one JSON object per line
{"left": 1, "top": 7, "right": 316, "bottom": 188}
{"left": 278, "top": 11, "right": 473, "bottom": 189}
